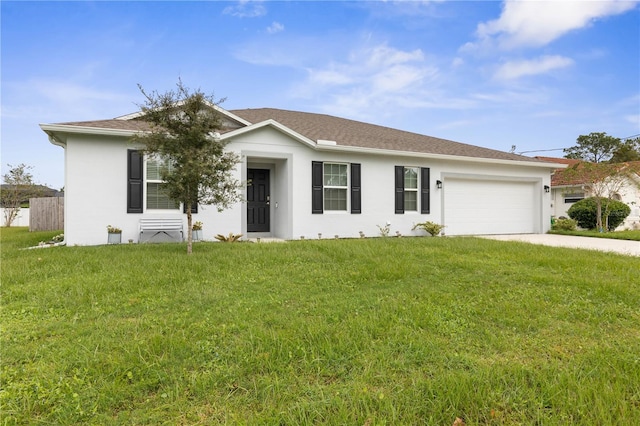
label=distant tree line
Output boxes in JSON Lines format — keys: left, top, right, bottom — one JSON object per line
{"left": 564, "top": 132, "right": 640, "bottom": 164}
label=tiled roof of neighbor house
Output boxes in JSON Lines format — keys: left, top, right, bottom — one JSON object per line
{"left": 535, "top": 156, "right": 585, "bottom": 186}
{"left": 52, "top": 107, "right": 548, "bottom": 163}
{"left": 535, "top": 156, "right": 582, "bottom": 166}
{"left": 230, "top": 108, "right": 541, "bottom": 162}
{"left": 537, "top": 156, "right": 640, "bottom": 186}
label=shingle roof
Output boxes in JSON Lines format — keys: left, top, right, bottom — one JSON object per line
{"left": 50, "top": 107, "right": 548, "bottom": 163}
{"left": 230, "top": 108, "right": 539, "bottom": 162}
{"left": 56, "top": 118, "right": 152, "bottom": 132}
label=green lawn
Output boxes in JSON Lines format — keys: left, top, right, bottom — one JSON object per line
{"left": 549, "top": 229, "right": 640, "bottom": 241}
{"left": 2, "top": 227, "right": 639, "bottom": 425}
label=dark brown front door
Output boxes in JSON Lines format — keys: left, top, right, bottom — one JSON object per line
{"left": 247, "top": 169, "right": 270, "bottom": 232}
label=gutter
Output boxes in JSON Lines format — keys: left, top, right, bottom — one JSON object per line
{"left": 40, "top": 122, "right": 568, "bottom": 170}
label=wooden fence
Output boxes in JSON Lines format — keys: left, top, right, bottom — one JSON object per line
{"left": 29, "top": 197, "right": 64, "bottom": 231}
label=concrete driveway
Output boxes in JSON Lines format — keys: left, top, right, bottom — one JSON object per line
{"left": 480, "top": 234, "right": 640, "bottom": 257}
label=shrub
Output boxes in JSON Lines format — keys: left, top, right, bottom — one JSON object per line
{"left": 567, "top": 197, "right": 631, "bottom": 230}
{"left": 412, "top": 221, "right": 445, "bottom": 236}
{"left": 215, "top": 232, "right": 242, "bottom": 242}
{"left": 552, "top": 218, "right": 577, "bottom": 231}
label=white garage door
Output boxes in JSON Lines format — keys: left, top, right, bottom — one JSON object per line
{"left": 443, "top": 178, "right": 538, "bottom": 236}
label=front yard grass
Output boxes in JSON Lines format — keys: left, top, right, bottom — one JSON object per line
{"left": 2, "top": 227, "right": 639, "bottom": 424}
{"left": 549, "top": 229, "right": 640, "bottom": 241}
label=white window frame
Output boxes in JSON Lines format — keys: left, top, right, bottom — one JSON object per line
{"left": 564, "top": 192, "right": 585, "bottom": 204}
{"left": 404, "top": 166, "right": 419, "bottom": 212}
{"left": 145, "top": 157, "right": 180, "bottom": 211}
{"left": 323, "top": 162, "right": 349, "bottom": 212}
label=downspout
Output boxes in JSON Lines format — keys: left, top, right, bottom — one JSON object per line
{"left": 47, "top": 134, "right": 67, "bottom": 246}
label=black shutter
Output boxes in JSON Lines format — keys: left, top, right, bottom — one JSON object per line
{"left": 350, "top": 163, "right": 361, "bottom": 214}
{"left": 394, "top": 166, "right": 404, "bottom": 214}
{"left": 127, "top": 150, "right": 143, "bottom": 213}
{"left": 312, "top": 161, "right": 323, "bottom": 214}
{"left": 420, "top": 167, "right": 430, "bottom": 214}
{"left": 183, "top": 203, "right": 198, "bottom": 214}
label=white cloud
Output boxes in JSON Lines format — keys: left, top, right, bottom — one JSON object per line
{"left": 470, "top": 0, "right": 637, "bottom": 50}
{"left": 223, "top": 0, "right": 266, "bottom": 18}
{"left": 308, "top": 68, "right": 353, "bottom": 86}
{"left": 290, "top": 43, "right": 442, "bottom": 118}
{"left": 494, "top": 55, "right": 574, "bottom": 80}
{"left": 363, "top": 44, "right": 424, "bottom": 68}
{"left": 3, "top": 78, "right": 133, "bottom": 122}
{"left": 451, "top": 57, "right": 464, "bottom": 68}
{"left": 266, "top": 21, "right": 284, "bottom": 34}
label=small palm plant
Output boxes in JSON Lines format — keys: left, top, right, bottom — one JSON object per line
{"left": 215, "top": 233, "right": 243, "bottom": 242}
{"left": 412, "top": 221, "right": 445, "bottom": 237}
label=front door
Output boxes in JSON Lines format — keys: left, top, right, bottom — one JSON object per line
{"left": 247, "top": 169, "right": 270, "bottom": 232}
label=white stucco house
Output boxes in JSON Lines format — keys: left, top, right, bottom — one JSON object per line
{"left": 40, "top": 106, "right": 563, "bottom": 246}
{"left": 538, "top": 157, "right": 640, "bottom": 230}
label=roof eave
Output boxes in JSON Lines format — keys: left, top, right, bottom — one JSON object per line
{"left": 41, "top": 123, "right": 139, "bottom": 137}
{"left": 40, "top": 120, "right": 568, "bottom": 170}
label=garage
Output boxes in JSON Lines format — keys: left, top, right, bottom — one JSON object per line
{"left": 443, "top": 177, "right": 540, "bottom": 236}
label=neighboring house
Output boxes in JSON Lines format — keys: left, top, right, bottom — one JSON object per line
{"left": 40, "top": 106, "right": 562, "bottom": 246}
{"left": 538, "top": 156, "right": 640, "bottom": 230}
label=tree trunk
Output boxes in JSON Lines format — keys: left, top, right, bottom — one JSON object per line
{"left": 186, "top": 203, "right": 193, "bottom": 254}
{"left": 596, "top": 199, "right": 603, "bottom": 232}
{"left": 3, "top": 207, "right": 19, "bottom": 227}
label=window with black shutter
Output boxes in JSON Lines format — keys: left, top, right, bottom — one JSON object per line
{"left": 312, "top": 161, "right": 323, "bottom": 213}
{"left": 395, "top": 166, "right": 430, "bottom": 214}
{"left": 395, "top": 166, "right": 405, "bottom": 214}
{"left": 127, "top": 150, "right": 143, "bottom": 213}
{"left": 420, "top": 167, "right": 430, "bottom": 214}
{"left": 312, "top": 161, "right": 361, "bottom": 214}
{"left": 350, "top": 163, "right": 361, "bottom": 214}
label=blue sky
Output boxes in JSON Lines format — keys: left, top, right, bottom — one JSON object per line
{"left": 2, "top": 0, "right": 639, "bottom": 189}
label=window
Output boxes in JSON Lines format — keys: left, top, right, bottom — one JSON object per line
{"left": 146, "top": 157, "right": 179, "bottom": 210}
{"left": 395, "top": 166, "right": 430, "bottom": 214}
{"left": 404, "top": 167, "right": 419, "bottom": 211}
{"left": 312, "top": 161, "right": 361, "bottom": 214}
{"left": 564, "top": 192, "right": 584, "bottom": 204}
{"left": 324, "top": 163, "right": 348, "bottom": 211}
{"left": 127, "top": 150, "right": 195, "bottom": 213}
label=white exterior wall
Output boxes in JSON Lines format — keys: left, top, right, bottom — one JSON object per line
{"left": 619, "top": 179, "right": 640, "bottom": 230}
{"left": 231, "top": 127, "right": 553, "bottom": 239}
{"left": 63, "top": 134, "right": 246, "bottom": 246}
{"left": 60, "top": 125, "right": 554, "bottom": 245}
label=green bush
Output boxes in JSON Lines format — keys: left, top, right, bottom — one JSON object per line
{"left": 567, "top": 197, "right": 631, "bottom": 230}
{"left": 552, "top": 217, "right": 577, "bottom": 231}
{"left": 412, "top": 221, "right": 445, "bottom": 236}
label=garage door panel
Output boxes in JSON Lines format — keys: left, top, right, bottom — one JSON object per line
{"left": 444, "top": 178, "right": 537, "bottom": 236}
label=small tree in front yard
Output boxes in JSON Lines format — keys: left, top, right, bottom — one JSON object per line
{"left": 131, "top": 81, "right": 243, "bottom": 254}
{"left": 1, "top": 163, "right": 44, "bottom": 227}
{"left": 561, "top": 161, "right": 639, "bottom": 231}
